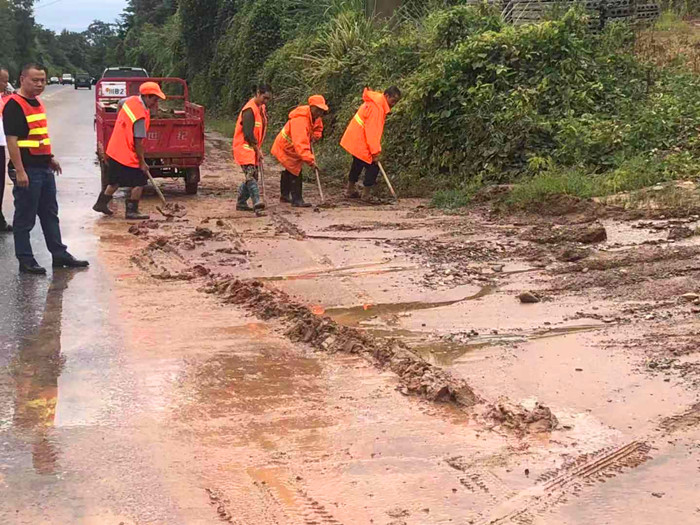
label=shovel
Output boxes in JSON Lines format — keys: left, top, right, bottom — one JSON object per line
{"left": 256, "top": 158, "right": 267, "bottom": 216}
{"left": 146, "top": 170, "right": 187, "bottom": 218}
{"left": 310, "top": 146, "right": 325, "bottom": 204}
{"left": 314, "top": 166, "right": 325, "bottom": 204}
{"left": 378, "top": 161, "right": 399, "bottom": 202}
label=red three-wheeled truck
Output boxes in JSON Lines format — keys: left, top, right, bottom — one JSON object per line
{"left": 95, "top": 77, "right": 205, "bottom": 194}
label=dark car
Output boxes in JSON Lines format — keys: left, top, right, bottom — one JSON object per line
{"left": 74, "top": 73, "right": 91, "bottom": 90}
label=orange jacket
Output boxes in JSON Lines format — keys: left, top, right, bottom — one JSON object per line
{"left": 340, "top": 88, "right": 390, "bottom": 164}
{"left": 106, "top": 96, "right": 150, "bottom": 168}
{"left": 232, "top": 98, "right": 267, "bottom": 166}
{"left": 271, "top": 105, "right": 319, "bottom": 176}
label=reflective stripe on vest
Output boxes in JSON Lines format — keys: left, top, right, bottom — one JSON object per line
{"left": 26, "top": 113, "right": 47, "bottom": 123}
{"left": 280, "top": 128, "right": 293, "bottom": 145}
{"left": 354, "top": 113, "right": 365, "bottom": 128}
{"left": 17, "top": 139, "right": 51, "bottom": 148}
{"left": 121, "top": 102, "right": 138, "bottom": 123}
{"left": 9, "top": 94, "right": 52, "bottom": 156}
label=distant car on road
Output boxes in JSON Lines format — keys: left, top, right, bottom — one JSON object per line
{"left": 101, "top": 67, "right": 149, "bottom": 79}
{"left": 61, "top": 74, "right": 74, "bottom": 85}
{"left": 48, "top": 77, "right": 60, "bottom": 85}
{"left": 74, "top": 73, "right": 91, "bottom": 90}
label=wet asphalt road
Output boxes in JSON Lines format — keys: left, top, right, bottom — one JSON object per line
{"left": 0, "top": 86, "right": 137, "bottom": 522}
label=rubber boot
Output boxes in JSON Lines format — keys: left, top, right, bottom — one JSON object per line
{"left": 248, "top": 179, "right": 265, "bottom": 212}
{"left": 291, "top": 175, "right": 311, "bottom": 208}
{"left": 236, "top": 182, "right": 253, "bottom": 211}
{"left": 361, "top": 185, "right": 379, "bottom": 204}
{"left": 280, "top": 171, "right": 292, "bottom": 203}
{"left": 92, "top": 192, "right": 114, "bottom": 215}
{"left": 346, "top": 180, "right": 360, "bottom": 198}
{"left": 125, "top": 199, "right": 149, "bottom": 220}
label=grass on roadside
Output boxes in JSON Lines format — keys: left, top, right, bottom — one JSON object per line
{"left": 206, "top": 117, "right": 236, "bottom": 138}
{"left": 506, "top": 152, "right": 700, "bottom": 208}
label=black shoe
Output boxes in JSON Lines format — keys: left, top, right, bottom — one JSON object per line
{"left": 236, "top": 203, "right": 253, "bottom": 212}
{"left": 19, "top": 260, "right": 47, "bottom": 275}
{"left": 253, "top": 201, "right": 266, "bottom": 211}
{"left": 93, "top": 192, "right": 114, "bottom": 215}
{"left": 52, "top": 254, "right": 89, "bottom": 268}
{"left": 292, "top": 200, "right": 312, "bottom": 208}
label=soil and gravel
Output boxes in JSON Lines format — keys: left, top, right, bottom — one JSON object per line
{"left": 93, "top": 133, "right": 700, "bottom": 524}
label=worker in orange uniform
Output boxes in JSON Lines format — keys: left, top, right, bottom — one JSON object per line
{"left": 93, "top": 81, "right": 166, "bottom": 219}
{"left": 271, "top": 95, "right": 328, "bottom": 207}
{"left": 340, "top": 86, "right": 401, "bottom": 202}
{"left": 233, "top": 84, "right": 272, "bottom": 214}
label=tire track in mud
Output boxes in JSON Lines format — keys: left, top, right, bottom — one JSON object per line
{"left": 248, "top": 467, "right": 343, "bottom": 525}
{"left": 476, "top": 441, "right": 653, "bottom": 525}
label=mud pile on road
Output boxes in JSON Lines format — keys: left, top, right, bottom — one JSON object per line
{"left": 387, "top": 238, "right": 504, "bottom": 288}
{"left": 204, "top": 277, "right": 560, "bottom": 433}
{"left": 486, "top": 399, "right": 559, "bottom": 434}
{"left": 130, "top": 223, "right": 247, "bottom": 280}
{"left": 205, "top": 277, "right": 481, "bottom": 407}
{"left": 520, "top": 222, "right": 607, "bottom": 245}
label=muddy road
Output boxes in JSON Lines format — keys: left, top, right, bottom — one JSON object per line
{"left": 1, "top": 88, "right": 699, "bottom": 524}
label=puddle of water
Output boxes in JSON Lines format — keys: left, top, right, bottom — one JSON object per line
{"left": 259, "top": 262, "right": 415, "bottom": 282}
{"left": 322, "top": 285, "right": 496, "bottom": 326}
{"left": 411, "top": 324, "right": 605, "bottom": 365}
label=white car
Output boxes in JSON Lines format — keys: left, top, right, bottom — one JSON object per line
{"left": 49, "top": 77, "right": 60, "bottom": 85}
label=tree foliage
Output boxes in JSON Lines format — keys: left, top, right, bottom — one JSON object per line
{"left": 0, "top": 0, "right": 120, "bottom": 79}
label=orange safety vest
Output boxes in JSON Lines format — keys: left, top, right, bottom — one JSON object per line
{"left": 106, "top": 96, "right": 151, "bottom": 168}
{"left": 9, "top": 94, "right": 52, "bottom": 156}
{"left": 271, "top": 105, "right": 317, "bottom": 176}
{"left": 340, "top": 88, "right": 390, "bottom": 164}
{"left": 232, "top": 98, "right": 267, "bottom": 166}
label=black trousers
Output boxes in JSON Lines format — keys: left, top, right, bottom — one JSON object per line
{"left": 348, "top": 156, "right": 379, "bottom": 187}
{"left": 0, "top": 147, "right": 6, "bottom": 222}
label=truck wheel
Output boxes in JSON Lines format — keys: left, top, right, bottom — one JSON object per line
{"left": 185, "top": 167, "right": 200, "bottom": 195}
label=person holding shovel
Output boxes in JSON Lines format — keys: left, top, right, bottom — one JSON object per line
{"left": 233, "top": 84, "right": 271, "bottom": 214}
{"left": 271, "top": 95, "right": 328, "bottom": 207}
{"left": 340, "top": 86, "right": 401, "bottom": 202}
{"left": 92, "top": 81, "right": 166, "bottom": 219}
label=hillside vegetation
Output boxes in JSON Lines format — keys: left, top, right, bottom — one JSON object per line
{"left": 30, "top": 1, "right": 700, "bottom": 206}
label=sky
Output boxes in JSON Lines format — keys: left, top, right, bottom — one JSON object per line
{"left": 34, "top": 0, "right": 127, "bottom": 32}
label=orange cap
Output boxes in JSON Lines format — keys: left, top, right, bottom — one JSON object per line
{"left": 308, "top": 95, "right": 328, "bottom": 112}
{"left": 139, "top": 81, "right": 166, "bottom": 100}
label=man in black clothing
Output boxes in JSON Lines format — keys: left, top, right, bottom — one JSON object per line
{"left": 3, "top": 64, "right": 88, "bottom": 275}
{"left": 0, "top": 67, "right": 12, "bottom": 232}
